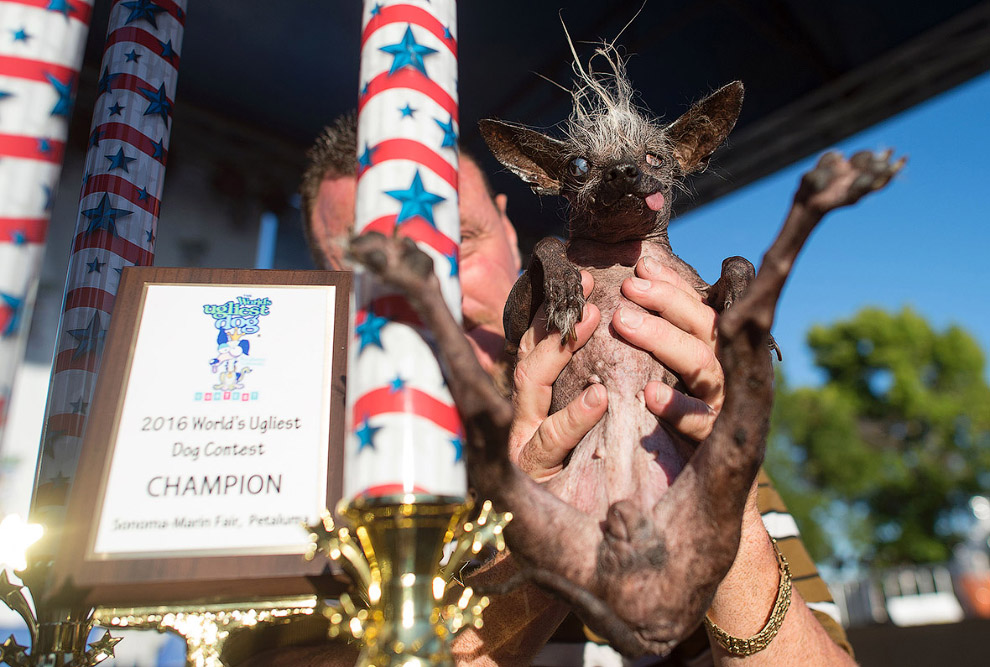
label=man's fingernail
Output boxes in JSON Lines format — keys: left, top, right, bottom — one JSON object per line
{"left": 618, "top": 307, "right": 643, "bottom": 328}
{"left": 630, "top": 276, "right": 650, "bottom": 291}
{"left": 641, "top": 256, "right": 658, "bottom": 274}
{"left": 583, "top": 384, "right": 604, "bottom": 407}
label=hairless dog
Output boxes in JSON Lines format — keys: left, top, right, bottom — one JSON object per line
{"left": 349, "top": 45, "right": 902, "bottom": 658}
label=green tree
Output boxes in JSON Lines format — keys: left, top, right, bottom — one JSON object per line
{"left": 766, "top": 307, "right": 990, "bottom": 569}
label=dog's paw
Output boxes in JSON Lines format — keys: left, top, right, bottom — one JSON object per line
{"left": 545, "top": 263, "right": 586, "bottom": 343}
{"left": 348, "top": 232, "right": 435, "bottom": 293}
{"left": 797, "top": 149, "right": 906, "bottom": 214}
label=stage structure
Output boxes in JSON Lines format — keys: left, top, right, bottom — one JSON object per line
{"left": 0, "top": 0, "right": 93, "bottom": 451}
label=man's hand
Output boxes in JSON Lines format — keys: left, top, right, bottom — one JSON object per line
{"left": 613, "top": 256, "right": 724, "bottom": 441}
{"left": 508, "top": 258, "right": 731, "bottom": 483}
{"left": 507, "top": 271, "right": 607, "bottom": 482}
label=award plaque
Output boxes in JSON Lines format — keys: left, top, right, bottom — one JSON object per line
{"left": 55, "top": 267, "right": 351, "bottom": 606}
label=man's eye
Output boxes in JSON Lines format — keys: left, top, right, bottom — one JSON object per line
{"left": 569, "top": 157, "right": 590, "bottom": 178}
{"left": 645, "top": 153, "right": 662, "bottom": 167}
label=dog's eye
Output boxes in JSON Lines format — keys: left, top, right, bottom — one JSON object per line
{"left": 645, "top": 153, "right": 662, "bottom": 167}
{"left": 569, "top": 157, "right": 590, "bottom": 178}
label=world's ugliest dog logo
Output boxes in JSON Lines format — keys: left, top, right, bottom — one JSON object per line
{"left": 198, "top": 296, "right": 272, "bottom": 401}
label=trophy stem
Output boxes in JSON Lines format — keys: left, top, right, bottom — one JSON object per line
{"left": 343, "top": 499, "right": 467, "bottom": 667}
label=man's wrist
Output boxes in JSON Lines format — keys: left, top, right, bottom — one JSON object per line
{"left": 705, "top": 538, "right": 792, "bottom": 656}
{"left": 707, "top": 511, "right": 781, "bottom": 637}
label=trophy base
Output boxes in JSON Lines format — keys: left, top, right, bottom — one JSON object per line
{"left": 341, "top": 498, "right": 466, "bottom": 667}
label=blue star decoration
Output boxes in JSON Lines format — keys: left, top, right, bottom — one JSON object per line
{"left": 37, "top": 138, "right": 52, "bottom": 154}
{"left": 139, "top": 83, "right": 172, "bottom": 124}
{"left": 379, "top": 25, "right": 437, "bottom": 77}
{"left": 45, "top": 72, "right": 73, "bottom": 117}
{"left": 105, "top": 147, "right": 136, "bottom": 172}
{"left": 445, "top": 250, "right": 458, "bottom": 277}
{"left": 42, "top": 184, "right": 55, "bottom": 211}
{"left": 434, "top": 115, "right": 457, "bottom": 150}
{"left": 389, "top": 375, "right": 406, "bottom": 393}
{"left": 12, "top": 27, "right": 32, "bottom": 43}
{"left": 137, "top": 186, "right": 151, "bottom": 201}
{"left": 108, "top": 101, "right": 124, "bottom": 116}
{"left": 150, "top": 137, "right": 165, "bottom": 160}
{"left": 158, "top": 39, "right": 177, "bottom": 63}
{"left": 358, "top": 143, "right": 377, "bottom": 170}
{"left": 113, "top": 266, "right": 124, "bottom": 277}
{"left": 0, "top": 89, "right": 12, "bottom": 105}
{"left": 355, "top": 415, "right": 382, "bottom": 452}
{"left": 86, "top": 257, "right": 105, "bottom": 273}
{"left": 11, "top": 230, "right": 26, "bottom": 246}
{"left": 361, "top": 81, "right": 370, "bottom": 97}
{"left": 385, "top": 170, "right": 445, "bottom": 227}
{"left": 370, "top": 3, "right": 383, "bottom": 17}
{"left": 67, "top": 312, "right": 106, "bottom": 359}
{"left": 0, "top": 293, "right": 24, "bottom": 338}
{"left": 450, "top": 435, "right": 464, "bottom": 463}
{"left": 399, "top": 103, "right": 416, "bottom": 118}
{"left": 69, "top": 398, "right": 88, "bottom": 414}
{"left": 88, "top": 128, "right": 104, "bottom": 147}
{"left": 125, "top": 49, "right": 141, "bottom": 63}
{"left": 122, "top": 0, "right": 167, "bottom": 29}
{"left": 97, "top": 67, "right": 119, "bottom": 95}
{"left": 356, "top": 310, "right": 388, "bottom": 353}
{"left": 81, "top": 193, "right": 132, "bottom": 237}
{"left": 443, "top": 25, "right": 453, "bottom": 40}
{"left": 46, "top": 0, "right": 75, "bottom": 19}
{"left": 145, "top": 228, "right": 155, "bottom": 243}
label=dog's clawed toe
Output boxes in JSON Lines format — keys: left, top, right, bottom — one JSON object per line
{"left": 798, "top": 149, "right": 905, "bottom": 214}
{"left": 347, "top": 232, "right": 436, "bottom": 293}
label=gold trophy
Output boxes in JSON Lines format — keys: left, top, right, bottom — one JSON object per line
{"left": 306, "top": 499, "right": 510, "bottom": 666}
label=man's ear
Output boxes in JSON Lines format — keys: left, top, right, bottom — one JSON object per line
{"left": 479, "top": 119, "right": 569, "bottom": 195}
{"left": 666, "top": 81, "right": 744, "bottom": 174}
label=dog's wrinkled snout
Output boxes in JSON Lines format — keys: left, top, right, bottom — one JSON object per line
{"left": 602, "top": 163, "right": 643, "bottom": 204}
{"left": 604, "top": 163, "right": 640, "bottom": 187}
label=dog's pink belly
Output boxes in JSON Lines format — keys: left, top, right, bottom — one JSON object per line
{"left": 547, "top": 266, "right": 691, "bottom": 519}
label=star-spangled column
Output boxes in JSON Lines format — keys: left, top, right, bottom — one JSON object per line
{"left": 345, "top": 0, "right": 464, "bottom": 503}
{"left": 29, "top": 0, "right": 187, "bottom": 541}
{"left": 0, "top": 0, "right": 94, "bottom": 453}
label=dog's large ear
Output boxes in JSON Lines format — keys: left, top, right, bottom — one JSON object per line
{"left": 666, "top": 81, "right": 744, "bottom": 174}
{"left": 479, "top": 119, "right": 569, "bottom": 195}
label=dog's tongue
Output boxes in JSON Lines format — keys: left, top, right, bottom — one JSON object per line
{"left": 645, "top": 191, "right": 665, "bottom": 211}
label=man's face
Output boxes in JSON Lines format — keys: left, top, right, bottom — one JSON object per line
{"left": 312, "top": 176, "right": 357, "bottom": 271}
{"left": 310, "top": 156, "right": 522, "bottom": 376}
{"left": 457, "top": 157, "right": 521, "bottom": 375}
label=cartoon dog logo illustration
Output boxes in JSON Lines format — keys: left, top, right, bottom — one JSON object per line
{"left": 210, "top": 328, "right": 253, "bottom": 389}
{"left": 201, "top": 296, "right": 272, "bottom": 397}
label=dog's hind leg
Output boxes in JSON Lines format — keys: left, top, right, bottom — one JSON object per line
{"left": 586, "top": 150, "right": 904, "bottom": 655}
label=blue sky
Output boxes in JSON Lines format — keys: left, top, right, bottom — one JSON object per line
{"left": 671, "top": 71, "right": 990, "bottom": 388}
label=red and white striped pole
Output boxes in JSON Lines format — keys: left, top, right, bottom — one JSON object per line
{"left": 335, "top": 2, "right": 467, "bottom": 663}
{"left": 0, "top": 0, "right": 94, "bottom": 450}
{"left": 345, "top": 0, "right": 464, "bottom": 505}
{"left": 30, "top": 0, "right": 187, "bottom": 546}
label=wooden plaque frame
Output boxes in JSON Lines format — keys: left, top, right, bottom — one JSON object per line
{"left": 55, "top": 267, "right": 351, "bottom": 606}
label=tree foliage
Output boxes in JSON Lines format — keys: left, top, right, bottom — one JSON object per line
{"left": 766, "top": 307, "right": 990, "bottom": 569}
